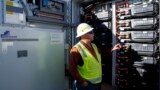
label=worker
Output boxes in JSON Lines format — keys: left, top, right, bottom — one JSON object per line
{"left": 69, "top": 23, "right": 121, "bottom": 90}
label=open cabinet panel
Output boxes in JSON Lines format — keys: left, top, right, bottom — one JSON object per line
{"left": 71, "top": 0, "right": 159, "bottom": 89}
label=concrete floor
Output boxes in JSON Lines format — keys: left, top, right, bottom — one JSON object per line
{"left": 65, "top": 76, "right": 116, "bottom": 90}
{"left": 101, "top": 83, "right": 116, "bottom": 90}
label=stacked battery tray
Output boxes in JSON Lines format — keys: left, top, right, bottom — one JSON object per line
{"left": 115, "top": 0, "right": 159, "bottom": 89}
{"left": 92, "top": 3, "right": 113, "bottom": 84}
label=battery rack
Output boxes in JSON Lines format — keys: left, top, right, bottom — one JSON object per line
{"left": 115, "top": 0, "right": 159, "bottom": 90}
{"left": 92, "top": 3, "right": 113, "bottom": 84}
{"left": 91, "top": 3, "right": 112, "bottom": 50}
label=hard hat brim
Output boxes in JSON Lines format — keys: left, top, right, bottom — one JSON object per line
{"left": 76, "top": 28, "right": 94, "bottom": 38}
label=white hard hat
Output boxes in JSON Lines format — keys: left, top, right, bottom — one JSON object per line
{"left": 76, "top": 23, "right": 94, "bottom": 38}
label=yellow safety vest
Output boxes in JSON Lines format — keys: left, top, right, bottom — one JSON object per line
{"left": 74, "top": 42, "right": 102, "bottom": 84}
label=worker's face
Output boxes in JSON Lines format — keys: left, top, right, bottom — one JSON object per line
{"left": 86, "top": 31, "right": 94, "bottom": 41}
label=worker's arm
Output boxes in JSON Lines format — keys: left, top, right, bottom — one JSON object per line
{"left": 111, "top": 44, "right": 121, "bottom": 52}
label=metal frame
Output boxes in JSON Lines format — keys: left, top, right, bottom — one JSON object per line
{"left": 0, "top": 0, "right": 3, "bottom": 24}
{"left": 158, "top": 0, "right": 160, "bottom": 90}
{"left": 111, "top": 0, "right": 116, "bottom": 86}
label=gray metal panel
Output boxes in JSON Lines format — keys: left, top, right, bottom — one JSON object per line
{"left": 6, "top": 5, "right": 23, "bottom": 13}
{"left": 0, "top": 26, "right": 65, "bottom": 90}
{"left": 0, "top": 0, "right": 3, "bottom": 24}
{"left": 27, "top": 16, "right": 69, "bottom": 26}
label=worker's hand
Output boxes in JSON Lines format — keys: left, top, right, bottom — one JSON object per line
{"left": 81, "top": 81, "right": 88, "bottom": 87}
{"left": 112, "top": 44, "right": 121, "bottom": 51}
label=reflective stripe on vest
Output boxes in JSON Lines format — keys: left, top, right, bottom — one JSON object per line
{"left": 77, "top": 44, "right": 87, "bottom": 57}
{"left": 74, "top": 42, "right": 102, "bottom": 84}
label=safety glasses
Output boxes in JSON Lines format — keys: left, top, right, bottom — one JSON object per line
{"left": 87, "top": 31, "right": 94, "bottom": 34}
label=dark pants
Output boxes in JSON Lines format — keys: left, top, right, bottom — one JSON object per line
{"left": 75, "top": 81, "right": 101, "bottom": 90}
